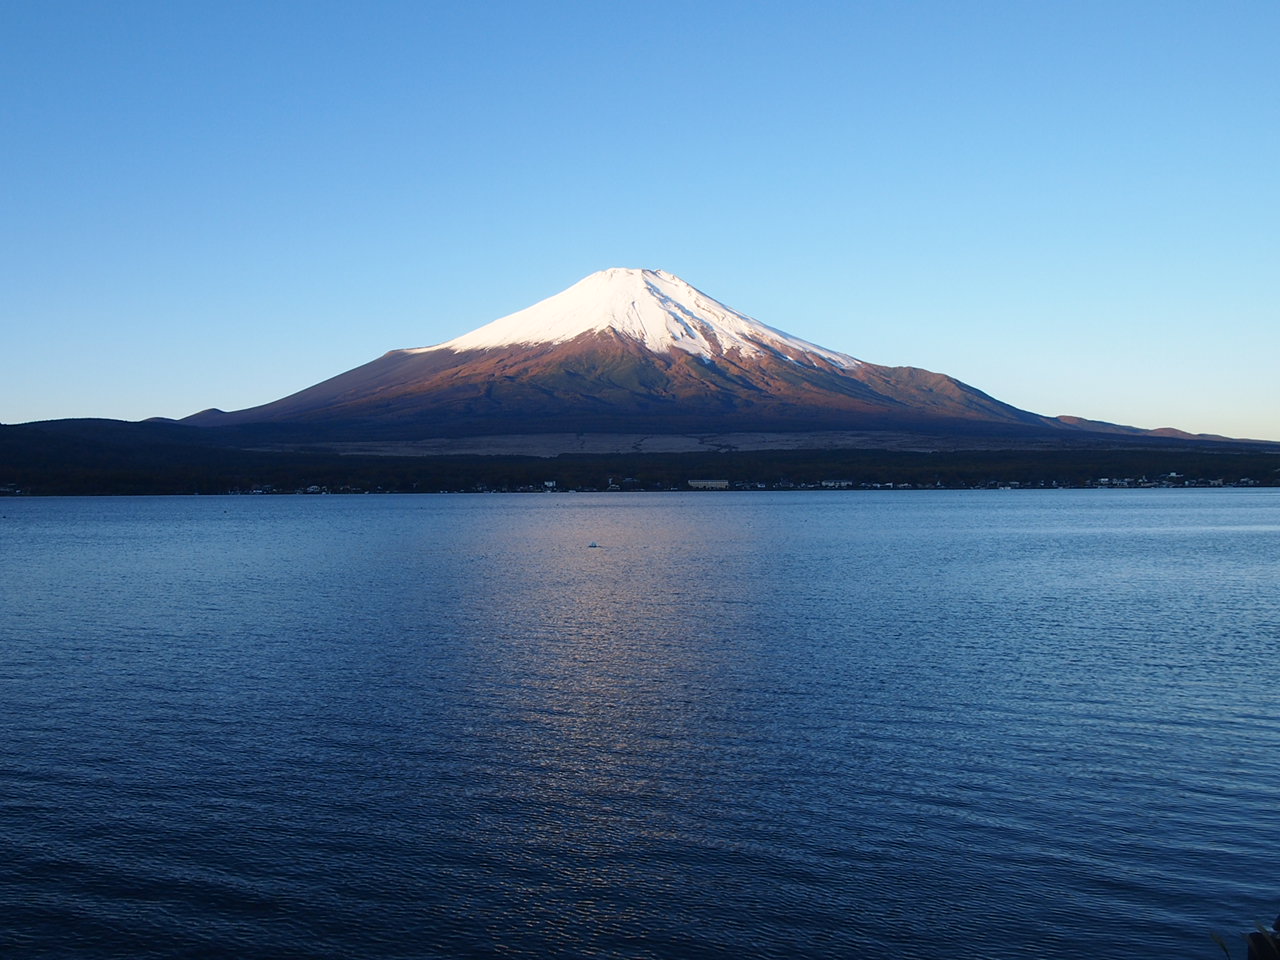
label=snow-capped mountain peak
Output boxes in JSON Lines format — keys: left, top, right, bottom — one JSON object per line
{"left": 420, "top": 268, "right": 860, "bottom": 368}
{"left": 183, "top": 266, "right": 1069, "bottom": 436}
{"left": 180, "top": 266, "right": 1226, "bottom": 447}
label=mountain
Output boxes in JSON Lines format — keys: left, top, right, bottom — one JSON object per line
{"left": 184, "top": 269, "right": 1066, "bottom": 441}
{"left": 181, "top": 268, "right": 1244, "bottom": 451}
{"left": 7, "top": 268, "right": 1275, "bottom": 494}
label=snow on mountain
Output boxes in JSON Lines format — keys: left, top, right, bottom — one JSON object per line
{"left": 422, "top": 267, "right": 861, "bottom": 369}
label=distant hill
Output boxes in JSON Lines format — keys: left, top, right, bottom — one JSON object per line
{"left": 3, "top": 417, "right": 1278, "bottom": 496}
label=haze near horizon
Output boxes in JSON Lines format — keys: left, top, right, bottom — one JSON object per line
{"left": 2, "top": 1, "right": 1276, "bottom": 440}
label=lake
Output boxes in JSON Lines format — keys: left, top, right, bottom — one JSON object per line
{"left": 2, "top": 489, "right": 1278, "bottom": 959}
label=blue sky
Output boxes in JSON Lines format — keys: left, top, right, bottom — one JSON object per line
{"left": 3, "top": 1, "right": 1277, "bottom": 439}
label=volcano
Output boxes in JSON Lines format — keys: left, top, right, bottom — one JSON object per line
{"left": 182, "top": 268, "right": 1217, "bottom": 450}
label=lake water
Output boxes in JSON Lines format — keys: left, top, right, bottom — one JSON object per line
{"left": 2, "top": 490, "right": 1278, "bottom": 959}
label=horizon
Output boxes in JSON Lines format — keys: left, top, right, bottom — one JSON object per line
{"left": 3, "top": 2, "right": 1277, "bottom": 441}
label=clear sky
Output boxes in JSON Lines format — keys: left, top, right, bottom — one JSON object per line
{"left": 3, "top": 1, "right": 1277, "bottom": 440}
